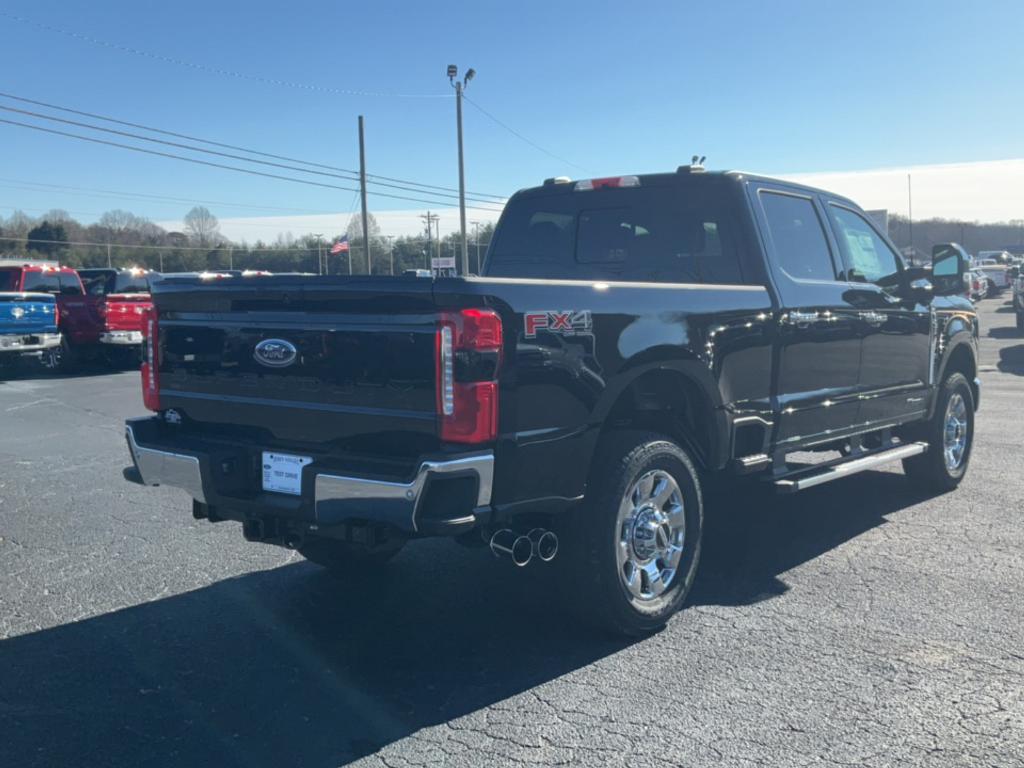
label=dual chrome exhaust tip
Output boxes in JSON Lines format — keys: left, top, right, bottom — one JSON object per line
{"left": 489, "top": 527, "right": 558, "bottom": 566}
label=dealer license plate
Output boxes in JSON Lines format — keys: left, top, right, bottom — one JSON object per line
{"left": 261, "top": 451, "right": 312, "bottom": 495}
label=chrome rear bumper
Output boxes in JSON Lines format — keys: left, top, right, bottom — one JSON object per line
{"left": 126, "top": 424, "right": 207, "bottom": 503}
{"left": 125, "top": 421, "right": 493, "bottom": 532}
{"left": 0, "top": 332, "right": 60, "bottom": 352}
{"left": 100, "top": 331, "right": 143, "bottom": 345}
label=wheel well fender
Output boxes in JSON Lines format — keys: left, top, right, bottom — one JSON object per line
{"left": 589, "top": 362, "right": 724, "bottom": 471}
{"left": 934, "top": 338, "right": 978, "bottom": 415}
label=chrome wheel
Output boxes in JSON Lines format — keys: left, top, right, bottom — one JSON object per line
{"left": 615, "top": 470, "right": 686, "bottom": 601}
{"left": 943, "top": 392, "right": 969, "bottom": 471}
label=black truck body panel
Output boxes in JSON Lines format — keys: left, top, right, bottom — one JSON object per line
{"left": 127, "top": 170, "right": 979, "bottom": 538}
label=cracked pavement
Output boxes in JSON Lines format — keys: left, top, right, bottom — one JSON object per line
{"left": 1, "top": 298, "right": 1022, "bottom": 767}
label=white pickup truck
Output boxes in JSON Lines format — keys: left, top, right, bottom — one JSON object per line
{"left": 972, "top": 260, "right": 1012, "bottom": 296}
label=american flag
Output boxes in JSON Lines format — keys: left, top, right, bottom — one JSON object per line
{"left": 330, "top": 236, "right": 349, "bottom": 254}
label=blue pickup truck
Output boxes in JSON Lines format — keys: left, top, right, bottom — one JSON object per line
{"left": 0, "top": 290, "right": 61, "bottom": 373}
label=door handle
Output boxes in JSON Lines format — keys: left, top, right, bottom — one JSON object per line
{"left": 859, "top": 311, "right": 886, "bottom": 325}
{"left": 782, "top": 310, "right": 819, "bottom": 327}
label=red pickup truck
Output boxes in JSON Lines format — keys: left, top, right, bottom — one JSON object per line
{"left": 0, "top": 264, "right": 153, "bottom": 370}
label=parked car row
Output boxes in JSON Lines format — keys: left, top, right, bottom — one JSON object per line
{"left": 0, "top": 264, "right": 308, "bottom": 376}
{"left": 0, "top": 263, "right": 153, "bottom": 375}
{"left": 938, "top": 245, "right": 1024, "bottom": 304}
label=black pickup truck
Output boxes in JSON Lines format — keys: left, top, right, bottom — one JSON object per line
{"left": 124, "top": 167, "right": 979, "bottom": 635}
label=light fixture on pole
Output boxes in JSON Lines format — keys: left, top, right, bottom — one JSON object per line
{"left": 448, "top": 64, "right": 475, "bottom": 276}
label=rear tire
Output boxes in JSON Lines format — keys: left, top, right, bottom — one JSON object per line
{"left": 902, "top": 372, "right": 974, "bottom": 493}
{"left": 569, "top": 431, "right": 703, "bottom": 637}
{"left": 42, "top": 334, "right": 78, "bottom": 374}
{"left": 298, "top": 536, "right": 404, "bottom": 578}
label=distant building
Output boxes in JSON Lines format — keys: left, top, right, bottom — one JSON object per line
{"left": 866, "top": 209, "right": 889, "bottom": 234}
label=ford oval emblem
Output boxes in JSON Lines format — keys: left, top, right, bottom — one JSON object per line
{"left": 253, "top": 338, "right": 298, "bottom": 368}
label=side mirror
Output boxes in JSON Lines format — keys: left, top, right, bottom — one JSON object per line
{"left": 930, "top": 244, "right": 966, "bottom": 296}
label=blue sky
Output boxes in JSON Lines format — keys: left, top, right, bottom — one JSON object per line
{"left": 1, "top": 0, "right": 1022, "bottom": 235}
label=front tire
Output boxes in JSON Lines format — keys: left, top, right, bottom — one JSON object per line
{"left": 571, "top": 431, "right": 703, "bottom": 636}
{"left": 902, "top": 372, "right": 974, "bottom": 493}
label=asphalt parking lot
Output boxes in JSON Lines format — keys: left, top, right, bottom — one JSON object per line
{"left": 1, "top": 299, "right": 1022, "bottom": 768}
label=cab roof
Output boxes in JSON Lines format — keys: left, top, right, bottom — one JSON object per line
{"left": 516, "top": 168, "right": 860, "bottom": 210}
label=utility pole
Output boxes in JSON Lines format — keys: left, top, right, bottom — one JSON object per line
{"left": 158, "top": 251, "right": 164, "bottom": 272}
{"left": 420, "top": 211, "right": 439, "bottom": 269}
{"left": 470, "top": 220, "right": 482, "bottom": 274}
{"left": 358, "top": 116, "right": 371, "bottom": 275}
{"left": 907, "top": 173, "right": 913, "bottom": 253}
{"left": 384, "top": 235, "right": 394, "bottom": 275}
{"left": 448, "top": 65, "right": 475, "bottom": 276}
{"left": 106, "top": 241, "right": 112, "bottom": 268}
{"left": 312, "top": 233, "right": 323, "bottom": 276}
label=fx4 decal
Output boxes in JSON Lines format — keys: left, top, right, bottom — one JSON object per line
{"left": 524, "top": 310, "right": 593, "bottom": 338}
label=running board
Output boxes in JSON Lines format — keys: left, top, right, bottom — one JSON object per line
{"left": 774, "top": 442, "right": 928, "bottom": 493}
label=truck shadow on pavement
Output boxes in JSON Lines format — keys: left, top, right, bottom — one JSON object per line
{"left": 997, "top": 344, "right": 1024, "bottom": 375}
{"left": 693, "top": 470, "right": 930, "bottom": 607}
{"left": 0, "top": 471, "right": 931, "bottom": 767}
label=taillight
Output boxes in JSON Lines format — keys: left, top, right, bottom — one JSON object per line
{"left": 436, "top": 308, "right": 502, "bottom": 444}
{"left": 140, "top": 307, "right": 161, "bottom": 411}
{"left": 53, "top": 302, "right": 59, "bottom": 326}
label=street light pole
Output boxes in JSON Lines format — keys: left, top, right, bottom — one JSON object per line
{"left": 358, "top": 116, "right": 371, "bottom": 275}
{"left": 448, "top": 65, "right": 475, "bottom": 276}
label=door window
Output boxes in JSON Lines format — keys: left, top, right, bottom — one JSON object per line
{"left": 58, "top": 273, "right": 84, "bottom": 295}
{"left": 759, "top": 191, "right": 837, "bottom": 282}
{"left": 828, "top": 205, "right": 902, "bottom": 286}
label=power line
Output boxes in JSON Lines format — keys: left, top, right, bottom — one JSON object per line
{"left": 0, "top": 178, "right": 342, "bottom": 215}
{"left": 463, "top": 94, "right": 589, "bottom": 173}
{"left": 0, "top": 103, "right": 505, "bottom": 207}
{"left": 0, "top": 91, "right": 507, "bottom": 201}
{"left": 0, "top": 117, "right": 505, "bottom": 212}
{"left": 0, "top": 11, "right": 450, "bottom": 100}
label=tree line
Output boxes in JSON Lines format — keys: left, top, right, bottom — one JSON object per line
{"left": 3, "top": 203, "right": 1021, "bottom": 275}
{"left": 0, "top": 205, "right": 496, "bottom": 275}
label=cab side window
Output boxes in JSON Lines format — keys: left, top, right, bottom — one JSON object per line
{"left": 759, "top": 191, "right": 837, "bottom": 282}
{"left": 58, "top": 274, "right": 84, "bottom": 295}
{"left": 828, "top": 205, "right": 902, "bottom": 287}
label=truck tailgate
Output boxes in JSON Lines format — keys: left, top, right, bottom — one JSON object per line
{"left": 103, "top": 293, "right": 152, "bottom": 331}
{"left": 154, "top": 277, "right": 439, "bottom": 453}
{"left": 0, "top": 292, "right": 58, "bottom": 334}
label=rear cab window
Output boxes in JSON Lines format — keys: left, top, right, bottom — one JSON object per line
{"left": 485, "top": 179, "right": 749, "bottom": 285}
{"left": 113, "top": 273, "right": 151, "bottom": 294}
{"left": 0, "top": 269, "right": 18, "bottom": 291}
{"left": 21, "top": 270, "right": 61, "bottom": 293}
